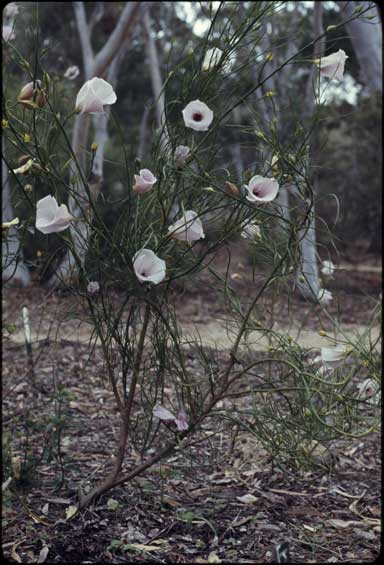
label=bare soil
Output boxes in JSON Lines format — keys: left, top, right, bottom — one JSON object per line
{"left": 2, "top": 249, "right": 381, "bottom": 563}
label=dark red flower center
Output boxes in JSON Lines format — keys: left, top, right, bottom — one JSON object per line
{"left": 192, "top": 112, "right": 203, "bottom": 122}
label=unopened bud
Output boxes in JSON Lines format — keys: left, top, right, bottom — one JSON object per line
{"left": 225, "top": 181, "right": 239, "bottom": 196}
{"left": 91, "top": 142, "right": 98, "bottom": 151}
{"left": 23, "top": 133, "right": 31, "bottom": 143}
{"left": 24, "top": 184, "right": 33, "bottom": 192}
{"left": 319, "top": 330, "right": 327, "bottom": 337}
{"left": 18, "top": 80, "right": 46, "bottom": 109}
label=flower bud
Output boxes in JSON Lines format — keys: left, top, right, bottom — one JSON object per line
{"left": 225, "top": 181, "right": 239, "bottom": 196}
{"left": 18, "top": 80, "right": 46, "bottom": 109}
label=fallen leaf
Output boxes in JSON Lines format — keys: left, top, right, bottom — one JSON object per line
{"left": 236, "top": 493, "right": 258, "bottom": 504}
{"left": 208, "top": 552, "right": 221, "bottom": 563}
{"left": 107, "top": 498, "right": 119, "bottom": 511}
{"left": 326, "top": 519, "right": 352, "bottom": 529}
{"left": 65, "top": 505, "right": 78, "bottom": 520}
{"left": 38, "top": 545, "right": 49, "bottom": 563}
{"left": 124, "top": 543, "right": 164, "bottom": 552}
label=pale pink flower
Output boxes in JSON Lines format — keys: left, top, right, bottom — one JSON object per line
{"left": 153, "top": 405, "right": 189, "bottom": 431}
{"left": 318, "top": 49, "right": 348, "bottom": 81}
{"left": 133, "top": 169, "right": 157, "bottom": 194}
{"left": 357, "top": 378, "right": 380, "bottom": 405}
{"left": 168, "top": 210, "right": 205, "bottom": 242}
{"left": 4, "top": 3, "right": 19, "bottom": 18}
{"left": 133, "top": 249, "right": 166, "bottom": 284}
{"left": 35, "top": 195, "right": 73, "bottom": 235}
{"left": 174, "top": 145, "right": 191, "bottom": 166}
{"left": 18, "top": 80, "right": 46, "bottom": 108}
{"left": 245, "top": 175, "right": 279, "bottom": 203}
{"left": 87, "top": 281, "right": 100, "bottom": 295}
{"left": 75, "top": 77, "right": 116, "bottom": 113}
{"left": 182, "top": 100, "right": 213, "bottom": 131}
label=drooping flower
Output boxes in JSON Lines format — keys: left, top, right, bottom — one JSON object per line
{"left": 133, "top": 169, "right": 157, "bottom": 194}
{"left": 87, "top": 281, "right": 100, "bottom": 295}
{"left": 317, "top": 49, "right": 348, "bottom": 81}
{"left": 75, "top": 77, "right": 117, "bottom": 114}
{"left": 182, "top": 100, "right": 213, "bottom": 131}
{"left": 317, "top": 288, "right": 333, "bottom": 305}
{"left": 240, "top": 220, "right": 261, "bottom": 240}
{"left": 321, "top": 259, "right": 335, "bottom": 278}
{"left": 35, "top": 195, "right": 73, "bottom": 235}
{"left": 245, "top": 175, "right": 279, "bottom": 203}
{"left": 174, "top": 145, "right": 191, "bottom": 166}
{"left": 357, "top": 378, "right": 380, "bottom": 405}
{"left": 153, "top": 405, "right": 189, "bottom": 431}
{"left": 64, "top": 65, "right": 80, "bottom": 80}
{"left": 18, "top": 80, "right": 46, "bottom": 108}
{"left": 133, "top": 249, "right": 166, "bottom": 284}
{"left": 2, "top": 24, "right": 15, "bottom": 42}
{"left": 168, "top": 210, "right": 205, "bottom": 242}
{"left": 202, "top": 47, "right": 232, "bottom": 73}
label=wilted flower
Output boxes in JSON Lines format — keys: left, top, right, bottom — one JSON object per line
{"left": 182, "top": 100, "right": 213, "bottom": 131}
{"left": 174, "top": 145, "right": 191, "bottom": 166}
{"left": 133, "top": 249, "right": 166, "bottom": 284}
{"left": 153, "top": 405, "right": 189, "bottom": 431}
{"left": 202, "top": 47, "right": 231, "bottom": 73}
{"left": 18, "top": 80, "right": 46, "bottom": 108}
{"left": 168, "top": 210, "right": 205, "bottom": 242}
{"left": 75, "top": 77, "right": 117, "bottom": 113}
{"left": 245, "top": 175, "right": 279, "bottom": 203}
{"left": 321, "top": 259, "right": 335, "bottom": 278}
{"left": 357, "top": 378, "right": 380, "bottom": 404}
{"left": 35, "top": 195, "right": 73, "bottom": 235}
{"left": 2, "top": 24, "right": 15, "bottom": 41}
{"left": 225, "top": 181, "right": 239, "bottom": 196}
{"left": 240, "top": 220, "right": 261, "bottom": 240}
{"left": 133, "top": 168, "right": 157, "bottom": 194}
{"left": 317, "top": 49, "right": 348, "bottom": 80}
{"left": 317, "top": 288, "right": 333, "bottom": 305}
{"left": 13, "top": 158, "right": 34, "bottom": 175}
{"left": 64, "top": 65, "right": 80, "bottom": 80}
{"left": 87, "top": 281, "right": 100, "bottom": 295}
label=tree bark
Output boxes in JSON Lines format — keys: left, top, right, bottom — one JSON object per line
{"left": 2, "top": 157, "right": 31, "bottom": 287}
{"left": 47, "top": 2, "right": 143, "bottom": 288}
{"left": 338, "top": 1, "right": 382, "bottom": 93}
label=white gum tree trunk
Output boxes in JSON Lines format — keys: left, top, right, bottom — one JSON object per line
{"left": 2, "top": 156, "right": 31, "bottom": 287}
{"left": 47, "top": 1, "right": 143, "bottom": 288}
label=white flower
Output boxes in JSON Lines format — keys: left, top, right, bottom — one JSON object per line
{"left": 318, "top": 288, "right": 333, "bottom": 305}
{"left": 321, "top": 345, "right": 347, "bottom": 365}
{"left": 240, "top": 220, "right": 261, "bottom": 240}
{"left": 35, "top": 195, "right": 73, "bottom": 235}
{"left": 202, "top": 47, "right": 232, "bottom": 73}
{"left": 75, "top": 77, "right": 117, "bottom": 114}
{"left": 2, "top": 24, "right": 15, "bottom": 41}
{"left": 182, "top": 100, "right": 213, "bottom": 131}
{"left": 318, "top": 49, "right": 348, "bottom": 81}
{"left": 133, "top": 169, "right": 157, "bottom": 194}
{"left": 133, "top": 249, "right": 166, "bottom": 284}
{"left": 245, "top": 175, "right": 279, "bottom": 203}
{"left": 64, "top": 65, "right": 80, "bottom": 80}
{"left": 174, "top": 145, "right": 191, "bottom": 166}
{"left": 174, "top": 410, "right": 189, "bottom": 431}
{"left": 357, "top": 378, "right": 380, "bottom": 405}
{"left": 168, "top": 210, "right": 205, "bottom": 242}
{"left": 87, "top": 281, "right": 100, "bottom": 295}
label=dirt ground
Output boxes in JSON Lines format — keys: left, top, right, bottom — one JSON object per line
{"left": 2, "top": 247, "right": 382, "bottom": 563}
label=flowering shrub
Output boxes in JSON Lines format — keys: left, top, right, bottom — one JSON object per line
{"left": 2, "top": 2, "right": 380, "bottom": 509}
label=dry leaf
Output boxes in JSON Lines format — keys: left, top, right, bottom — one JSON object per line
{"left": 208, "top": 552, "right": 221, "bottom": 563}
{"left": 125, "top": 543, "right": 163, "bottom": 552}
{"left": 326, "top": 519, "right": 352, "bottom": 529}
{"left": 38, "top": 545, "right": 49, "bottom": 563}
{"left": 236, "top": 493, "right": 258, "bottom": 504}
{"left": 65, "top": 505, "right": 78, "bottom": 520}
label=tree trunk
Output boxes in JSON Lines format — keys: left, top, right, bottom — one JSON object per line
{"left": 47, "top": 1, "right": 143, "bottom": 288}
{"left": 2, "top": 157, "right": 31, "bottom": 287}
{"left": 338, "top": 1, "right": 382, "bottom": 93}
